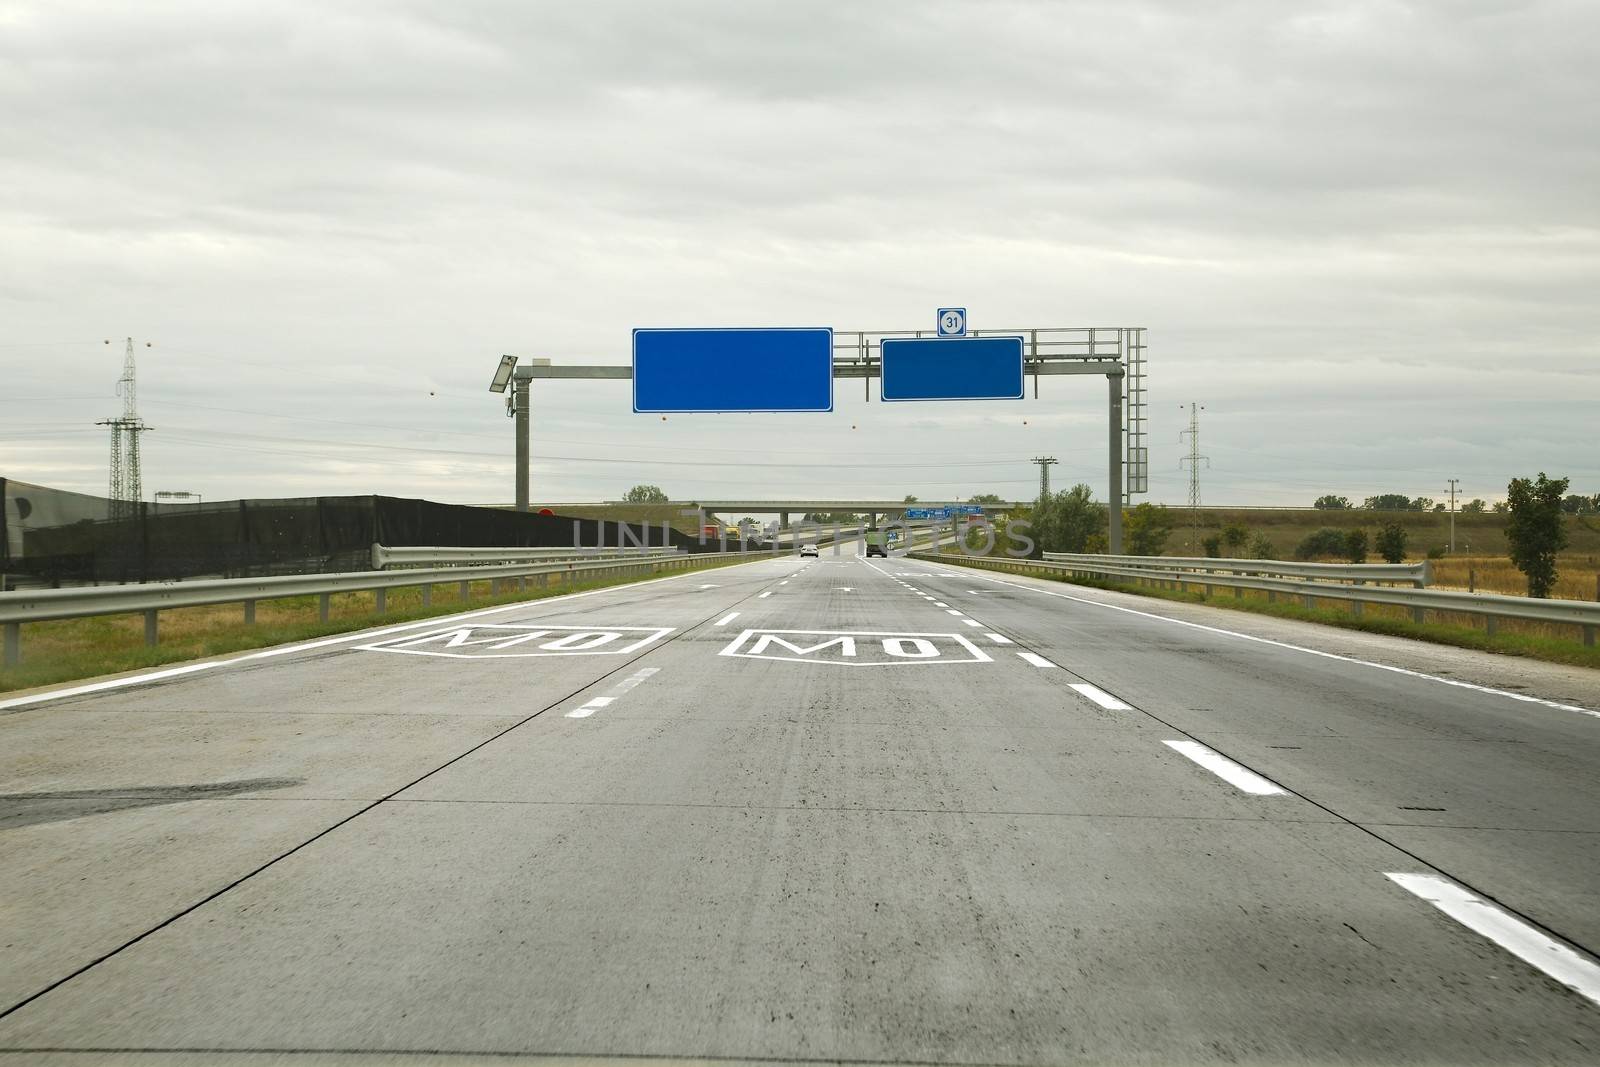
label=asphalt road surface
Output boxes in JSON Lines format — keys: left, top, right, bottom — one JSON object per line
{"left": 3, "top": 548, "right": 1599, "bottom": 1065}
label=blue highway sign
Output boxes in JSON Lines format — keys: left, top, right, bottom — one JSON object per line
{"left": 633, "top": 328, "right": 834, "bottom": 413}
{"left": 880, "top": 335, "right": 1025, "bottom": 402}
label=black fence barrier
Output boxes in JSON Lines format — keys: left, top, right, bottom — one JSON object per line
{"left": 1, "top": 479, "right": 703, "bottom": 587}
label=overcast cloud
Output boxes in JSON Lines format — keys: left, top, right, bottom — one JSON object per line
{"left": 2, "top": 0, "right": 1596, "bottom": 510}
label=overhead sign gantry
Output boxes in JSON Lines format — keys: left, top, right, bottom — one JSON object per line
{"left": 491, "top": 314, "right": 1147, "bottom": 552}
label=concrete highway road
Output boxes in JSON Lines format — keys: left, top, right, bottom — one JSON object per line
{"left": 3, "top": 547, "right": 1599, "bottom": 1064}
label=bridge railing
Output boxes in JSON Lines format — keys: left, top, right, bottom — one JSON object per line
{"left": 0, "top": 550, "right": 745, "bottom": 667}
{"left": 913, "top": 551, "right": 1598, "bottom": 647}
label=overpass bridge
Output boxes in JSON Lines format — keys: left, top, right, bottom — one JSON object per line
{"left": 538, "top": 500, "right": 1033, "bottom": 526}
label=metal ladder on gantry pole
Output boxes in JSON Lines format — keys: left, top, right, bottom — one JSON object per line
{"left": 498, "top": 327, "right": 1147, "bottom": 554}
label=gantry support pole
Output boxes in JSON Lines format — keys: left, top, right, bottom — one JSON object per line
{"left": 1108, "top": 368, "right": 1124, "bottom": 555}
{"left": 514, "top": 376, "right": 530, "bottom": 513}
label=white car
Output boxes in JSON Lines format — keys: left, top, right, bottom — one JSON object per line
{"left": 799, "top": 543, "right": 819, "bottom": 557}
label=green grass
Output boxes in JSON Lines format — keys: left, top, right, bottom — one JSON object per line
{"left": 932, "top": 556, "right": 1600, "bottom": 671}
{"left": 1, "top": 555, "right": 753, "bottom": 695}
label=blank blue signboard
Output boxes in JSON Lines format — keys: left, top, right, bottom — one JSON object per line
{"left": 633, "top": 328, "right": 834, "bottom": 413}
{"left": 880, "top": 336, "right": 1025, "bottom": 402}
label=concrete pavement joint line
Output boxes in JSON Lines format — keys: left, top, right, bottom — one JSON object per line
{"left": 1386, "top": 872, "right": 1600, "bottom": 1007}
{"left": 1163, "top": 740, "right": 1289, "bottom": 796}
{"left": 713, "top": 612, "right": 740, "bottom": 627}
{"left": 0, "top": 554, "right": 782, "bottom": 713}
{"left": 0, "top": 586, "right": 756, "bottom": 1023}
{"left": 940, "top": 563, "right": 1600, "bottom": 718}
{"left": 1068, "top": 682, "right": 1134, "bottom": 711}
{"left": 1017, "top": 651, "right": 1057, "bottom": 669}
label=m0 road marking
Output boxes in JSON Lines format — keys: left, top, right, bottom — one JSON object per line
{"left": 358, "top": 625, "right": 673, "bottom": 660}
{"left": 719, "top": 629, "right": 992, "bottom": 667}
{"left": 1386, "top": 873, "right": 1600, "bottom": 1007}
{"left": 1163, "top": 740, "right": 1287, "bottom": 796}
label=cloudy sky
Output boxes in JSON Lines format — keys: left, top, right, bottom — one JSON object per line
{"left": 2, "top": 0, "right": 1596, "bottom": 510}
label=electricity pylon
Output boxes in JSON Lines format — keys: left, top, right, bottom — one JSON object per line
{"left": 98, "top": 338, "right": 152, "bottom": 522}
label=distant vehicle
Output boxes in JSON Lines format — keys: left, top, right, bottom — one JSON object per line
{"left": 724, "top": 526, "right": 742, "bottom": 541}
{"left": 799, "top": 543, "right": 819, "bottom": 557}
{"left": 864, "top": 529, "right": 889, "bottom": 558}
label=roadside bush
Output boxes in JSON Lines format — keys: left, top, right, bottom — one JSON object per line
{"left": 1376, "top": 522, "right": 1408, "bottom": 563}
{"left": 1294, "top": 528, "right": 1347, "bottom": 560}
{"left": 1202, "top": 534, "right": 1222, "bottom": 558}
{"left": 1250, "top": 533, "right": 1275, "bottom": 559}
{"left": 1344, "top": 529, "right": 1368, "bottom": 564}
{"left": 1426, "top": 546, "right": 1446, "bottom": 560}
{"left": 1222, "top": 524, "right": 1249, "bottom": 553}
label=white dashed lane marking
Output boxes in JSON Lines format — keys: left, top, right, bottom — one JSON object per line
{"left": 1385, "top": 873, "right": 1600, "bottom": 1008}
{"left": 1069, "top": 683, "right": 1132, "bottom": 711}
{"left": 1162, "top": 740, "right": 1287, "bottom": 796}
{"left": 714, "top": 612, "right": 740, "bottom": 627}
{"left": 1017, "top": 652, "right": 1057, "bottom": 669}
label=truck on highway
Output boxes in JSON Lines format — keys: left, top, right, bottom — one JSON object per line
{"left": 864, "top": 528, "right": 890, "bottom": 558}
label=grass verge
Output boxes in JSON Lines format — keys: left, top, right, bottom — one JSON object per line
{"left": 936, "top": 557, "right": 1600, "bottom": 672}
{"left": 1, "top": 556, "right": 754, "bottom": 695}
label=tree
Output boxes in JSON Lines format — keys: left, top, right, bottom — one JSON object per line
{"left": 1492, "top": 500, "right": 1509, "bottom": 514}
{"left": 1506, "top": 473, "right": 1570, "bottom": 598}
{"left": 1375, "top": 522, "right": 1408, "bottom": 564}
{"left": 1344, "top": 528, "right": 1368, "bottom": 564}
{"left": 1363, "top": 494, "right": 1413, "bottom": 511}
{"left": 902, "top": 495, "right": 919, "bottom": 504}
{"left": 1202, "top": 534, "right": 1223, "bottom": 558}
{"left": 1123, "top": 503, "right": 1174, "bottom": 556}
{"left": 1561, "top": 494, "right": 1595, "bottom": 515}
{"left": 1250, "top": 533, "right": 1275, "bottom": 560}
{"left": 1222, "top": 524, "right": 1249, "bottom": 553}
{"left": 1294, "top": 528, "right": 1347, "bottom": 560}
{"left": 1032, "top": 484, "right": 1104, "bottom": 553}
{"left": 1462, "top": 499, "right": 1487, "bottom": 514}
{"left": 968, "top": 492, "right": 1005, "bottom": 505}
{"left": 1313, "top": 495, "right": 1352, "bottom": 510}
{"left": 1412, "top": 497, "right": 1435, "bottom": 512}
{"left": 622, "top": 484, "right": 668, "bottom": 503}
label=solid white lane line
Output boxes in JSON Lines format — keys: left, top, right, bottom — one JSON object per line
{"left": 962, "top": 619, "right": 982, "bottom": 627}
{"left": 1017, "top": 652, "right": 1057, "bottom": 669}
{"left": 758, "top": 591, "right": 773, "bottom": 598}
{"left": 950, "top": 570, "right": 1599, "bottom": 719}
{"left": 1162, "top": 740, "right": 1287, "bottom": 796}
{"left": 945, "top": 609, "right": 964, "bottom": 616}
{"left": 714, "top": 612, "right": 740, "bottom": 626}
{"left": 985, "top": 633, "right": 1013, "bottom": 644}
{"left": 1385, "top": 873, "right": 1600, "bottom": 1007}
{"left": 1069, "top": 683, "right": 1133, "bottom": 711}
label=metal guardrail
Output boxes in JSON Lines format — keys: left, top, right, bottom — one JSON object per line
{"left": 371, "top": 544, "right": 682, "bottom": 569}
{"left": 1042, "top": 552, "right": 1432, "bottom": 587}
{"left": 913, "top": 552, "right": 1599, "bottom": 647}
{"left": 0, "top": 550, "right": 743, "bottom": 667}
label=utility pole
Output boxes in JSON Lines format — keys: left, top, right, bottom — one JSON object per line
{"left": 1178, "top": 403, "right": 1209, "bottom": 551}
{"left": 1447, "top": 478, "right": 1460, "bottom": 554}
{"left": 97, "top": 338, "right": 152, "bottom": 523}
{"left": 1031, "top": 456, "right": 1058, "bottom": 501}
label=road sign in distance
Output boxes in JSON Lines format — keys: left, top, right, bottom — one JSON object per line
{"left": 633, "top": 328, "right": 834, "bottom": 413}
{"left": 880, "top": 335, "right": 1024, "bottom": 402}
